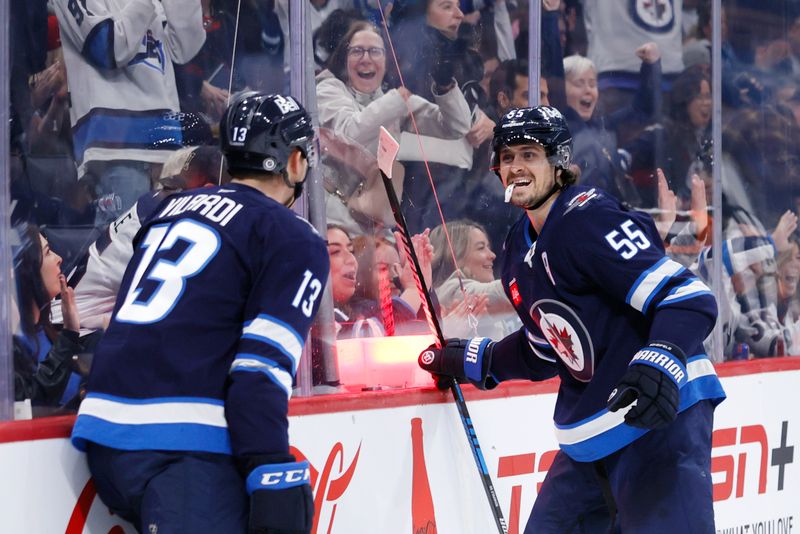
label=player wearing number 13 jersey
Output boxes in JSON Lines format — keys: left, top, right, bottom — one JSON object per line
{"left": 71, "top": 93, "right": 327, "bottom": 534}
{"left": 418, "top": 106, "right": 725, "bottom": 532}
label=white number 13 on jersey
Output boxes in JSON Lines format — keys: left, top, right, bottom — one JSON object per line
{"left": 116, "top": 220, "right": 221, "bottom": 324}
{"left": 604, "top": 219, "right": 651, "bottom": 259}
{"left": 292, "top": 270, "right": 322, "bottom": 317}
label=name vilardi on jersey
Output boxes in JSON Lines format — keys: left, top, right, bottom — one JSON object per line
{"left": 157, "top": 192, "right": 244, "bottom": 227}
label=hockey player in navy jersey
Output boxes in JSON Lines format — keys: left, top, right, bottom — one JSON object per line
{"left": 419, "top": 106, "right": 725, "bottom": 532}
{"left": 71, "top": 93, "right": 328, "bottom": 534}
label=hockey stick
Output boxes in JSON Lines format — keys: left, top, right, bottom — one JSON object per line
{"left": 377, "top": 162, "right": 508, "bottom": 534}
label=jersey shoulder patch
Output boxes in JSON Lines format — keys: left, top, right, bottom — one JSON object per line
{"left": 562, "top": 187, "right": 602, "bottom": 214}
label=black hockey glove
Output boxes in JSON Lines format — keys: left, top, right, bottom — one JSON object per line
{"left": 607, "top": 341, "right": 688, "bottom": 430}
{"left": 245, "top": 454, "right": 314, "bottom": 534}
{"left": 431, "top": 59, "right": 456, "bottom": 90}
{"left": 430, "top": 38, "right": 457, "bottom": 89}
{"left": 418, "top": 337, "right": 495, "bottom": 390}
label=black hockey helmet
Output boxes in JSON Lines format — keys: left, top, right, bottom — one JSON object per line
{"left": 491, "top": 106, "right": 573, "bottom": 172}
{"left": 220, "top": 92, "right": 315, "bottom": 176}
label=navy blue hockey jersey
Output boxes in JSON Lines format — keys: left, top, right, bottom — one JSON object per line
{"left": 493, "top": 185, "right": 725, "bottom": 462}
{"left": 72, "top": 182, "right": 329, "bottom": 459}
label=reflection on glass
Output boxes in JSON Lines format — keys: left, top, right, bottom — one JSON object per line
{"left": 9, "top": 0, "right": 800, "bottom": 411}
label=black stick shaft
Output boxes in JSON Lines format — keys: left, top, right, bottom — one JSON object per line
{"left": 379, "top": 170, "right": 508, "bottom": 534}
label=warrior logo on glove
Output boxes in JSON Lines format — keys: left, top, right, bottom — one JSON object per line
{"left": 420, "top": 350, "right": 436, "bottom": 366}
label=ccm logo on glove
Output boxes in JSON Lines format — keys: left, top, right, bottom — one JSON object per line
{"left": 260, "top": 468, "right": 309, "bottom": 486}
{"left": 247, "top": 461, "right": 311, "bottom": 493}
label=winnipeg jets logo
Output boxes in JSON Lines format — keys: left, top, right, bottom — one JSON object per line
{"left": 530, "top": 299, "right": 595, "bottom": 382}
{"left": 524, "top": 241, "right": 537, "bottom": 268}
{"left": 129, "top": 31, "right": 166, "bottom": 73}
{"left": 633, "top": 0, "right": 674, "bottom": 32}
{"left": 545, "top": 320, "right": 578, "bottom": 366}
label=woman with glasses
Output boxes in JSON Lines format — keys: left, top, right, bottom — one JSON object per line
{"left": 316, "top": 21, "right": 471, "bottom": 234}
{"left": 317, "top": 21, "right": 470, "bottom": 157}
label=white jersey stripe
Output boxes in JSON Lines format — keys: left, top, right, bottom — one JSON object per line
{"left": 231, "top": 357, "right": 293, "bottom": 398}
{"left": 627, "top": 258, "right": 684, "bottom": 312}
{"left": 242, "top": 315, "right": 303, "bottom": 372}
{"left": 659, "top": 279, "right": 712, "bottom": 305}
{"left": 78, "top": 396, "right": 228, "bottom": 428}
{"left": 555, "top": 358, "right": 716, "bottom": 445}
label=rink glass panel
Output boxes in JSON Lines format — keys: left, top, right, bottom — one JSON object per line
{"left": 4, "top": 0, "right": 799, "bottom": 415}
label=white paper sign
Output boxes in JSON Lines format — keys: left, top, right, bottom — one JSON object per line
{"left": 377, "top": 126, "right": 400, "bottom": 178}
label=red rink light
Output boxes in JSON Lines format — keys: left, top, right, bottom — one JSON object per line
{"left": 336, "top": 334, "right": 436, "bottom": 389}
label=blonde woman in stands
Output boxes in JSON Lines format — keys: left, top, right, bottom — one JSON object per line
{"left": 430, "top": 220, "right": 518, "bottom": 338}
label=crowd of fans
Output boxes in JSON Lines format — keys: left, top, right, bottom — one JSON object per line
{"left": 8, "top": 0, "right": 800, "bottom": 408}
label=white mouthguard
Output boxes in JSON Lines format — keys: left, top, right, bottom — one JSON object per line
{"left": 504, "top": 183, "right": 515, "bottom": 203}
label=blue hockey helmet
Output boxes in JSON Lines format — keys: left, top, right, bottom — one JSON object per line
{"left": 491, "top": 106, "right": 573, "bottom": 172}
{"left": 220, "top": 92, "right": 316, "bottom": 176}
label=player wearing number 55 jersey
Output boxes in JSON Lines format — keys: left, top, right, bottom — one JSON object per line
{"left": 72, "top": 93, "right": 327, "bottom": 534}
{"left": 419, "top": 106, "right": 725, "bottom": 532}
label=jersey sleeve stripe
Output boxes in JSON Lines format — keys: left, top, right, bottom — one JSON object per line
{"left": 528, "top": 340, "right": 557, "bottom": 363}
{"left": 231, "top": 361, "right": 293, "bottom": 398}
{"left": 721, "top": 239, "right": 734, "bottom": 275}
{"left": 656, "top": 279, "right": 713, "bottom": 307}
{"left": 242, "top": 314, "right": 304, "bottom": 373}
{"left": 76, "top": 393, "right": 228, "bottom": 427}
{"left": 553, "top": 356, "right": 725, "bottom": 461}
{"left": 697, "top": 248, "right": 710, "bottom": 280}
{"left": 83, "top": 19, "right": 116, "bottom": 69}
{"left": 525, "top": 328, "right": 550, "bottom": 347}
{"left": 230, "top": 353, "right": 292, "bottom": 375}
{"left": 554, "top": 356, "right": 714, "bottom": 437}
{"left": 626, "top": 257, "right": 685, "bottom": 313}
{"left": 729, "top": 238, "right": 774, "bottom": 274}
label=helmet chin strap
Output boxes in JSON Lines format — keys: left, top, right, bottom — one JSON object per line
{"left": 524, "top": 168, "right": 564, "bottom": 211}
{"left": 281, "top": 169, "right": 306, "bottom": 208}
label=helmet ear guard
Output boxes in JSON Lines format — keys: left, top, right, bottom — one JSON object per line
{"left": 550, "top": 144, "right": 572, "bottom": 170}
{"left": 262, "top": 156, "right": 279, "bottom": 172}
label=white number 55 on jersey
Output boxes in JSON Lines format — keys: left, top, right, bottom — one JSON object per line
{"left": 604, "top": 219, "right": 651, "bottom": 259}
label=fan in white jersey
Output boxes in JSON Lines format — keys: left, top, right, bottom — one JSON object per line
{"left": 53, "top": 0, "right": 206, "bottom": 221}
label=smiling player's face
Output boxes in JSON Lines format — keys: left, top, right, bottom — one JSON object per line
{"left": 498, "top": 143, "right": 558, "bottom": 210}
